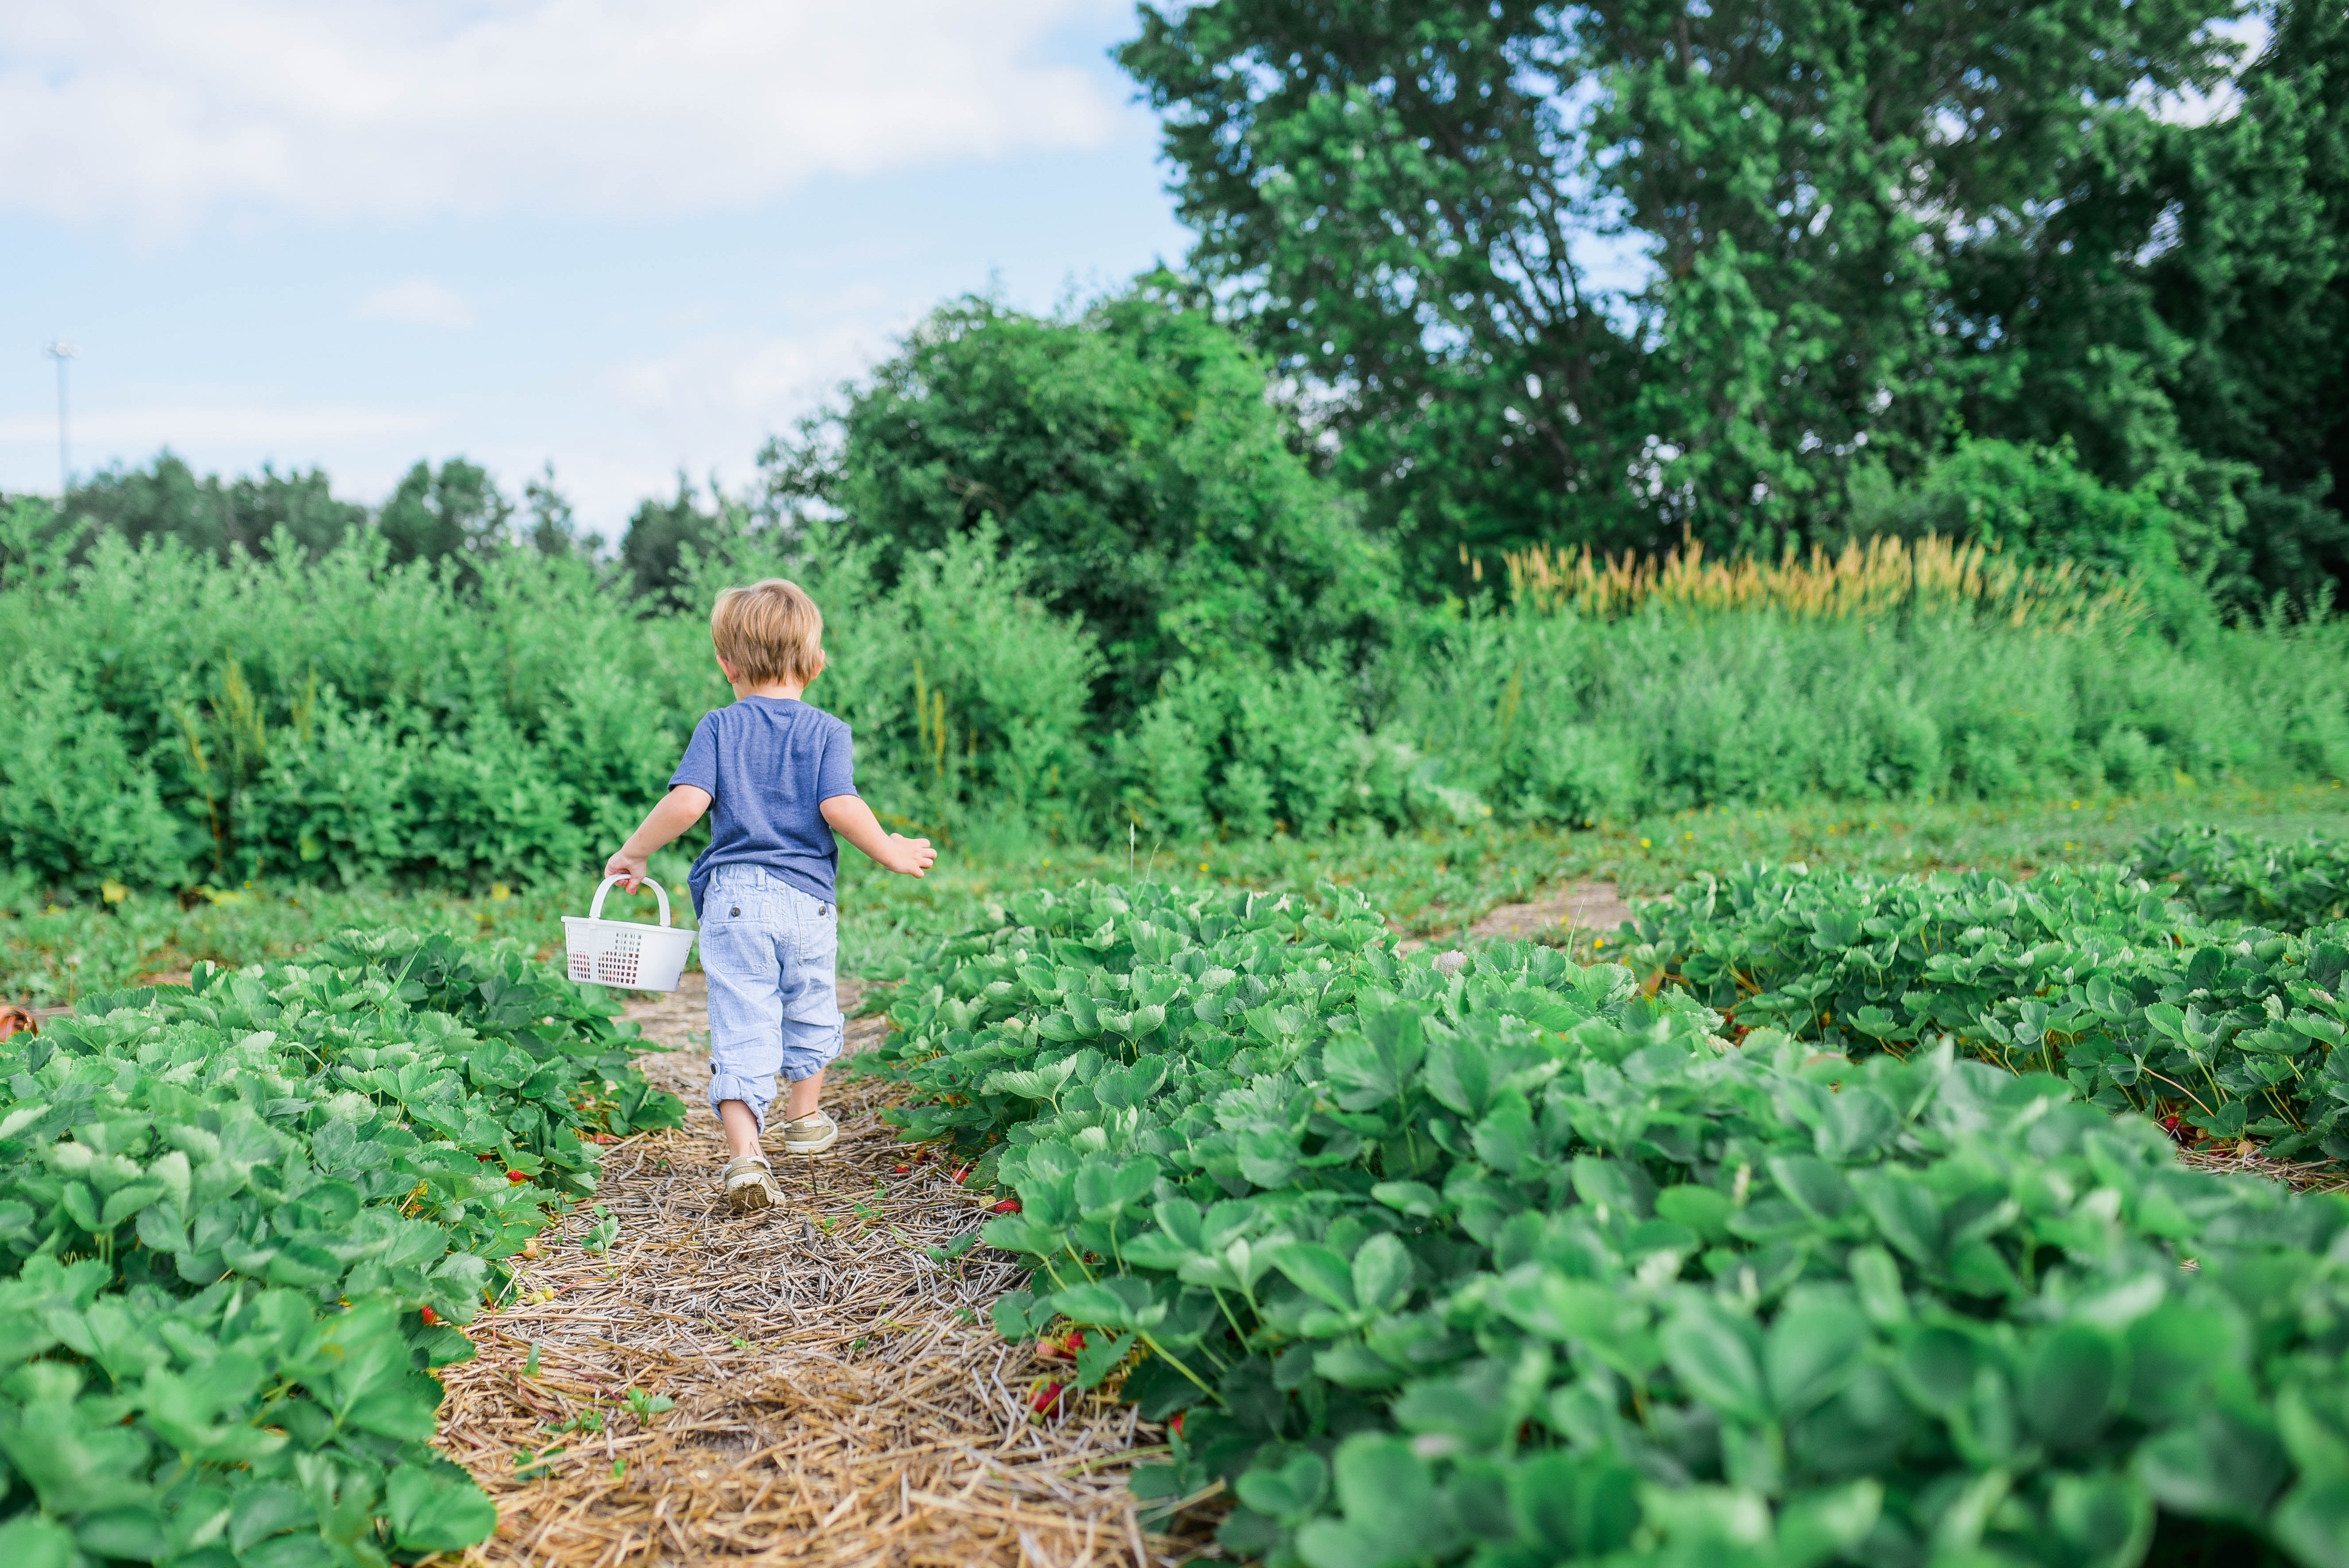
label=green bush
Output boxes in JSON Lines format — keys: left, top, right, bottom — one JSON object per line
{"left": 763, "top": 285, "right": 1400, "bottom": 713}
{"left": 1391, "top": 605, "right": 2349, "bottom": 824}
{"left": 7, "top": 472, "right": 2349, "bottom": 896}
{"left": 864, "top": 880, "right": 2349, "bottom": 1568}
{"left": 0, "top": 929, "right": 683, "bottom": 1562}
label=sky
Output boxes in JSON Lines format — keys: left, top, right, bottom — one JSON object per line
{"left": 0, "top": 0, "right": 1194, "bottom": 533}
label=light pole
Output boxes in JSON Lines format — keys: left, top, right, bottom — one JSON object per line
{"left": 42, "top": 340, "right": 76, "bottom": 498}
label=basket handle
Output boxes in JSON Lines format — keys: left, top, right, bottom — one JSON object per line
{"left": 590, "top": 874, "right": 672, "bottom": 927}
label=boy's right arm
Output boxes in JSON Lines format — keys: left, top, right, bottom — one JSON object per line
{"left": 819, "top": 795, "right": 936, "bottom": 877}
{"left": 604, "top": 785, "right": 712, "bottom": 890}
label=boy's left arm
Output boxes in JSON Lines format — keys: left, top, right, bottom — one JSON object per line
{"left": 820, "top": 795, "right": 936, "bottom": 877}
{"left": 605, "top": 785, "right": 712, "bottom": 890}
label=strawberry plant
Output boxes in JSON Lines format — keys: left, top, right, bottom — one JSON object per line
{"left": 1618, "top": 863, "right": 2349, "bottom": 1155}
{"left": 2132, "top": 824, "right": 2349, "bottom": 933}
{"left": 869, "top": 879, "right": 2349, "bottom": 1568}
{"left": 0, "top": 928, "right": 684, "bottom": 1564}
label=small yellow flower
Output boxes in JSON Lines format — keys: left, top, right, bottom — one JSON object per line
{"left": 1200, "top": 862, "right": 1210, "bottom": 872}
{"left": 491, "top": 882, "right": 512, "bottom": 901}
{"left": 1639, "top": 838, "right": 1651, "bottom": 848}
{"left": 101, "top": 880, "right": 129, "bottom": 904}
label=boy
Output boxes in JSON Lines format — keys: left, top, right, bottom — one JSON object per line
{"left": 603, "top": 578, "right": 936, "bottom": 1213}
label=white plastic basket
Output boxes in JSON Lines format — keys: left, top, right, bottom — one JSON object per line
{"left": 563, "top": 876, "right": 696, "bottom": 992}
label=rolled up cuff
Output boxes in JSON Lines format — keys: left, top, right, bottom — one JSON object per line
{"left": 708, "top": 1071, "right": 778, "bottom": 1132}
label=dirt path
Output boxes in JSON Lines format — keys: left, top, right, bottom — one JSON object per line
{"left": 441, "top": 977, "right": 1179, "bottom": 1567}
{"left": 1468, "top": 880, "right": 1635, "bottom": 944}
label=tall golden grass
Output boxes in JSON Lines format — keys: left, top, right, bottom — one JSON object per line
{"left": 1502, "top": 533, "right": 2140, "bottom": 630}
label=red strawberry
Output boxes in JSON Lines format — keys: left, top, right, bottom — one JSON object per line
{"left": 953, "top": 1166, "right": 973, "bottom": 1185}
{"left": 991, "top": 1198, "right": 1021, "bottom": 1213}
{"left": 507, "top": 1170, "right": 529, "bottom": 1184}
{"left": 1168, "top": 1412, "right": 1185, "bottom": 1437}
{"left": 477, "top": 1152, "right": 498, "bottom": 1162}
{"left": 1029, "top": 1381, "right": 1066, "bottom": 1416}
{"left": 893, "top": 1165, "right": 911, "bottom": 1174}
{"left": 420, "top": 1306, "right": 442, "bottom": 1326}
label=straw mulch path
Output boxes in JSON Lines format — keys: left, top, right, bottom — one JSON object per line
{"left": 439, "top": 976, "right": 1196, "bottom": 1568}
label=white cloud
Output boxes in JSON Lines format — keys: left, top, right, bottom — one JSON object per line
{"left": 357, "top": 278, "right": 474, "bottom": 327}
{"left": 0, "top": 0, "right": 1128, "bottom": 232}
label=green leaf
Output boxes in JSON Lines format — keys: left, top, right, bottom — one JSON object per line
{"left": 1272, "top": 1243, "right": 1357, "bottom": 1312}
{"left": 1507, "top": 1450, "right": 1643, "bottom": 1556}
{"left": 0, "top": 1516, "right": 78, "bottom": 1568}
{"left": 2137, "top": 1405, "right": 2289, "bottom": 1517}
{"left": 1767, "top": 1153, "right": 1855, "bottom": 1221}
{"left": 1776, "top": 1480, "right": 1885, "bottom": 1568}
{"left": 1303, "top": 1434, "right": 1447, "bottom": 1566}
{"left": 1075, "top": 1157, "right": 1159, "bottom": 1221}
{"left": 1046, "top": 1276, "right": 1167, "bottom": 1332}
{"left": 1350, "top": 1234, "right": 1415, "bottom": 1316}
{"left": 1371, "top": 1180, "right": 1443, "bottom": 1218}
{"left": 1654, "top": 1184, "right": 1731, "bottom": 1243}
{"left": 1765, "top": 1294, "right": 1868, "bottom": 1418}
{"left": 386, "top": 1465, "right": 500, "bottom": 1552}
{"left": 1074, "top": 1331, "right": 1137, "bottom": 1389}
{"left": 2022, "top": 1323, "right": 2124, "bottom": 1449}
{"left": 1661, "top": 1300, "right": 1770, "bottom": 1427}
{"left": 1236, "top": 1449, "right": 1330, "bottom": 1522}
{"left": 2273, "top": 1479, "right": 2349, "bottom": 1568}
{"left": 991, "top": 1290, "right": 1037, "bottom": 1340}
{"left": 2048, "top": 1472, "right": 2155, "bottom": 1568}
{"left": 1851, "top": 1168, "right": 1942, "bottom": 1265}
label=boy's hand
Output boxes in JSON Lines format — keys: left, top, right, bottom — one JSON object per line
{"left": 603, "top": 849, "right": 649, "bottom": 891}
{"left": 882, "top": 834, "right": 937, "bottom": 878}
{"left": 820, "top": 795, "right": 939, "bottom": 879}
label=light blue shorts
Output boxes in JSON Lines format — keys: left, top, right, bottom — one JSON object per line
{"left": 698, "top": 864, "right": 844, "bottom": 1132}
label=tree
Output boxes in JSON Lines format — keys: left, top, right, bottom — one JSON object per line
{"left": 762, "top": 285, "right": 1396, "bottom": 712}
{"left": 522, "top": 463, "right": 594, "bottom": 557}
{"left": 2142, "top": 0, "right": 2349, "bottom": 606}
{"left": 1120, "top": 0, "right": 2249, "bottom": 583}
{"left": 619, "top": 475, "right": 734, "bottom": 605}
{"left": 65, "top": 452, "right": 365, "bottom": 559}
{"left": 379, "top": 458, "right": 512, "bottom": 566}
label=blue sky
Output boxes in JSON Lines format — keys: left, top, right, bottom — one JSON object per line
{"left": 1, "top": 1, "right": 1191, "bottom": 533}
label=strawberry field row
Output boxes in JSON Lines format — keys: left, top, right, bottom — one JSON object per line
{"left": 0, "top": 931, "right": 684, "bottom": 1567}
{"left": 865, "top": 877, "right": 2349, "bottom": 1568}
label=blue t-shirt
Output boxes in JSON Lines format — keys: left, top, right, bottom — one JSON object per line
{"left": 668, "top": 697, "right": 858, "bottom": 914}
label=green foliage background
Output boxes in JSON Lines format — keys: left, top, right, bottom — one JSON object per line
{"left": 4, "top": 0, "right": 2348, "bottom": 902}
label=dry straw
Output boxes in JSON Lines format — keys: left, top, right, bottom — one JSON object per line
{"left": 437, "top": 982, "right": 1204, "bottom": 1568}
{"left": 1503, "top": 532, "right": 2140, "bottom": 632}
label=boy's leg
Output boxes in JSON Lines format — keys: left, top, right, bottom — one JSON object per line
{"left": 776, "top": 891, "right": 846, "bottom": 1154}
{"left": 717, "top": 1099, "right": 763, "bottom": 1160}
{"left": 784, "top": 1071, "right": 824, "bottom": 1124}
{"left": 700, "top": 880, "right": 790, "bottom": 1205}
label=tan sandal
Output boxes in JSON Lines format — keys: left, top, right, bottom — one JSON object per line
{"left": 721, "top": 1154, "right": 783, "bottom": 1212}
{"left": 780, "top": 1111, "right": 839, "bottom": 1155}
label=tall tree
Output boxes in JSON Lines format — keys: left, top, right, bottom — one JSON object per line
{"left": 2144, "top": 0, "right": 2349, "bottom": 603}
{"left": 1121, "top": 0, "right": 2245, "bottom": 581}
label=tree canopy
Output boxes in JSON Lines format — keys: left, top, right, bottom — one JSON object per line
{"left": 1120, "top": 0, "right": 2348, "bottom": 607}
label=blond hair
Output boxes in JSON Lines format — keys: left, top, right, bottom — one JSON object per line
{"left": 710, "top": 579, "right": 827, "bottom": 686}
